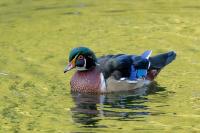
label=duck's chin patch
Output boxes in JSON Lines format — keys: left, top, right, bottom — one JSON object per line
{"left": 76, "top": 67, "right": 88, "bottom": 71}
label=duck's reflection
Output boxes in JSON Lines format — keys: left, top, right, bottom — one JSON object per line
{"left": 70, "top": 82, "right": 165, "bottom": 126}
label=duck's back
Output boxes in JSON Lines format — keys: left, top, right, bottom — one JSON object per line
{"left": 97, "top": 54, "right": 134, "bottom": 80}
{"left": 97, "top": 51, "right": 176, "bottom": 81}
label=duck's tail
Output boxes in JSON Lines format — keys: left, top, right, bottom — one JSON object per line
{"left": 147, "top": 51, "right": 176, "bottom": 80}
{"left": 149, "top": 51, "right": 176, "bottom": 69}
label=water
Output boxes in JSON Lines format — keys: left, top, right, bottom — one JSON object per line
{"left": 0, "top": 0, "right": 200, "bottom": 132}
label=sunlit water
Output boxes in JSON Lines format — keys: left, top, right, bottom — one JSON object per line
{"left": 0, "top": 0, "right": 200, "bottom": 132}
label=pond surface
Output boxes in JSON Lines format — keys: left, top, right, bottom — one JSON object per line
{"left": 0, "top": 0, "right": 200, "bottom": 132}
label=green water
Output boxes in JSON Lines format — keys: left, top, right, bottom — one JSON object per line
{"left": 0, "top": 0, "right": 200, "bottom": 132}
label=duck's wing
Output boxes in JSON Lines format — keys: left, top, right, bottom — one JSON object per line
{"left": 97, "top": 54, "right": 134, "bottom": 80}
{"left": 129, "top": 50, "right": 152, "bottom": 80}
{"left": 97, "top": 51, "right": 176, "bottom": 80}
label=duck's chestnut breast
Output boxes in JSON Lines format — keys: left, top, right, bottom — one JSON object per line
{"left": 70, "top": 68, "right": 101, "bottom": 93}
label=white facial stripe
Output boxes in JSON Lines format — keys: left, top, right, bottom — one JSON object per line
{"left": 83, "top": 58, "right": 86, "bottom": 68}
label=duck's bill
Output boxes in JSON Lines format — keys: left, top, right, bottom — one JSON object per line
{"left": 64, "top": 57, "right": 76, "bottom": 73}
{"left": 64, "top": 62, "right": 75, "bottom": 73}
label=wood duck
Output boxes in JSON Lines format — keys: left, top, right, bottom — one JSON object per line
{"left": 64, "top": 47, "right": 176, "bottom": 93}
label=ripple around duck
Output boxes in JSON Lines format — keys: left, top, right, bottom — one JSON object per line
{"left": 70, "top": 83, "right": 167, "bottom": 126}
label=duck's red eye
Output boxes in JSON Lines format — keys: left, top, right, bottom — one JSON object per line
{"left": 78, "top": 55, "right": 84, "bottom": 60}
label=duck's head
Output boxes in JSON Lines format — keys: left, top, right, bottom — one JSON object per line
{"left": 64, "top": 47, "right": 97, "bottom": 73}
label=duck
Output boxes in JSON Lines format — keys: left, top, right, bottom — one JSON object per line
{"left": 64, "top": 47, "right": 176, "bottom": 93}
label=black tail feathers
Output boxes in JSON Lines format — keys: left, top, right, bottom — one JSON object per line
{"left": 149, "top": 51, "right": 176, "bottom": 69}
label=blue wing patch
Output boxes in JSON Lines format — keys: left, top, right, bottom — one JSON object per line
{"left": 129, "top": 65, "right": 137, "bottom": 80}
{"left": 129, "top": 50, "right": 152, "bottom": 80}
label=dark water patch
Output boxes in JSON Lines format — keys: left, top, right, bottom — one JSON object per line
{"left": 35, "top": 6, "right": 66, "bottom": 10}
{"left": 189, "top": 48, "right": 199, "bottom": 52}
{"left": 146, "top": 82, "right": 166, "bottom": 95}
{"left": 110, "top": 104, "right": 148, "bottom": 109}
{"left": 0, "top": 10, "right": 22, "bottom": 17}
{"left": 0, "top": 18, "right": 15, "bottom": 25}
{"left": 1, "top": 103, "right": 20, "bottom": 123}
{"left": 23, "top": 81, "right": 35, "bottom": 88}
{"left": 9, "top": 81, "right": 20, "bottom": 91}
{"left": 35, "top": 4, "right": 89, "bottom": 11}
{"left": 134, "top": 128, "right": 165, "bottom": 131}
{"left": 153, "top": 1, "right": 166, "bottom": 5}
{"left": 27, "top": 121, "right": 37, "bottom": 131}
{"left": 104, "top": 9, "right": 127, "bottom": 13}
{"left": 155, "top": 104, "right": 170, "bottom": 107}
{"left": 24, "top": 64, "right": 46, "bottom": 77}
{"left": 82, "top": 125, "right": 108, "bottom": 128}
{"left": 150, "top": 112, "right": 166, "bottom": 116}
{"left": 119, "top": 119, "right": 146, "bottom": 122}
{"left": 98, "top": 109, "right": 150, "bottom": 118}
{"left": 104, "top": 101, "right": 149, "bottom": 110}
{"left": 119, "top": 111, "right": 150, "bottom": 118}
{"left": 62, "top": 11, "right": 81, "bottom": 15}
{"left": 0, "top": 3, "right": 8, "bottom": 7}
{"left": 43, "top": 54, "right": 54, "bottom": 60}
{"left": 0, "top": 42, "right": 9, "bottom": 47}
{"left": 156, "top": 49, "right": 169, "bottom": 53}
{"left": 183, "top": 5, "right": 200, "bottom": 9}
{"left": 72, "top": 113, "right": 100, "bottom": 126}
{"left": 7, "top": 80, "right": 33, "bottom": 103}
{"left": 154, "top": 90, "right": 176, "bottom": 99}
{"left": 7, "top": 74, "right": 21, "bottom": 80}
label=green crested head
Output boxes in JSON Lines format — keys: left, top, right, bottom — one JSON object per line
{"left": 69, "top": 47, "right": 97, "bottom": 62}
{"left": 64, "top": 47, "right": 97, "bottom": 73}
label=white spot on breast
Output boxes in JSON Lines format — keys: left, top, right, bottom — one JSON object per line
{"left": 100, "top": 73, "right": 106, "bottom": 93}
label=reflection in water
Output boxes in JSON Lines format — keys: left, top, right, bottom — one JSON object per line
{"left": 70, "top": 82, "right": 166, "bottom": 127}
